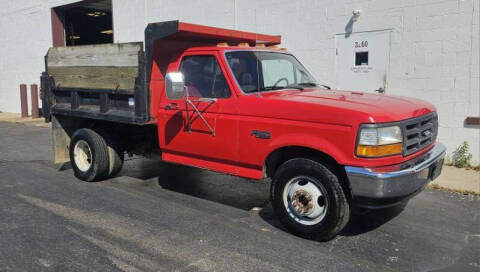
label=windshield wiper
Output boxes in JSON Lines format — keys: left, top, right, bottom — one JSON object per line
{"left": 247, "top": 83, "right": 330, "bottom": 93}
{"left": 297, "top": 82, "right": 331, "bottom": 89}
{"left": 247, "top": 85, "right": 304, "bottom": 93}
{"left": 320, "top": 84, "right": 331, "bottom": 89}
{"left": 296, "top": 82, "right": 317, "bottom": 87}
{"left": 246, "top": 86, "right": 283, "bottom": 93}
{"left": 284, "top": 85, "right": 304, "bottom": 91}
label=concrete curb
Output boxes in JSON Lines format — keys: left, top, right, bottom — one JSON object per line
{"left": 429, "top": 165, "right": 480, "bottom": 195}
{"left": 0, "top": 112, "right": 50, "bottom": 127}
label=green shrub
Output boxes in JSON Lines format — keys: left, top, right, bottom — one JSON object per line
{"left": 452, "top": 141, "right": 473, "bottom": 168}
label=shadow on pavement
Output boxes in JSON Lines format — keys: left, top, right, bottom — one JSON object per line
{"left": 341, "top": 204, "right": 407, "bottom": 236}
{"left": 156, "top": 164, "right": 271, "bottom": 211}
{"left": 118, "top": 158, "right": 271, "bottom": 211}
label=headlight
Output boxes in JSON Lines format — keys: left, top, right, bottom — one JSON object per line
{"left": 356, "top": 126, "right": 403, "bottom": 157}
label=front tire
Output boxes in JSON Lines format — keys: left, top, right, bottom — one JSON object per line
{"left": 271, "top": 158, "right": 350, "bottom": 241}
{"left": 70, "top": 128, "right": 110, "bottom": 182}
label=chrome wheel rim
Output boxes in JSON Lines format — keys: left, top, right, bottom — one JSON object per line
{"left": 73, "top": 140, "right": 92, "bottom": 172}
{"left": 282, "top": 176, "right": 328, "bottom": 225}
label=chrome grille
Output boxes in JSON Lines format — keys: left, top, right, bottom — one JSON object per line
{"left": 401, "top": 112, "right": 438, "bottom": 156}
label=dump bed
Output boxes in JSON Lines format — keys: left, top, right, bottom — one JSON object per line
{"left": 42, "top": 42, "right": 148, "bottom": 124}
{"left": 41, "top": 20, "right": 281, "bottom": 124}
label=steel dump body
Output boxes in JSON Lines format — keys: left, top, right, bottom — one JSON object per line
{"left": 42, "top": 42, "right": 148, "bottom": 124}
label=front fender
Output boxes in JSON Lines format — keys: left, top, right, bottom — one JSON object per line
{"left": 262, "top": 128, "right": 353, "bottom": 166}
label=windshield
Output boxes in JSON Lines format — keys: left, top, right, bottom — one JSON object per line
{"left": 225, "top": 51, "right": 318, "bottom": 93}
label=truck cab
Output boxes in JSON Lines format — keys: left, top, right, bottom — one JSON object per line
{"left": 42, "top": 21, "right": 445, "bottom": 241}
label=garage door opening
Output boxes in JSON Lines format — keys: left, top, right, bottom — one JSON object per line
{"left": 51, "top": 0, "right": 113, "bottom": 47}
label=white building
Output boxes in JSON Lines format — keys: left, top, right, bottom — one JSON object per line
{"left": 0, "top": 0, "right": 478, "bottom": 162}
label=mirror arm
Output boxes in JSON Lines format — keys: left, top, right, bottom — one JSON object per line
{"left": 184, "top": 85, "right": 215, "bottom": 136}
{"left": 185, "top": 98, "right": 216, "bottom": 136}
{"left": 185, "top": 86, "right": 191, "bottom": 132}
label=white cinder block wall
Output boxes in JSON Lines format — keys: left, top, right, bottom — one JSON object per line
{"left": 0, "top": 0, "right": 478, "bottom": 162}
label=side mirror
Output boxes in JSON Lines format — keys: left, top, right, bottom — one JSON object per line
{"left": 165, "top": 72, "right": 185, "bottom": 99}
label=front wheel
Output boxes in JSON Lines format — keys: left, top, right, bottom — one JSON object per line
{"left": 271, "top": 158, "right": 350, "bottom": 241}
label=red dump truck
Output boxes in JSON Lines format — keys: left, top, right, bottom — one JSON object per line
{"left": 41, "top": 20, "right": 445, "bottom": 240}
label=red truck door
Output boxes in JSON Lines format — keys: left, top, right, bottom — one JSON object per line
{"left": 158, "top": 51, "right": 240, "bottom": 174}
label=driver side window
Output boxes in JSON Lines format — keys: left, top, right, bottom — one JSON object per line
{"left": 179, "top": 55, "right": 231, "bottom": 98}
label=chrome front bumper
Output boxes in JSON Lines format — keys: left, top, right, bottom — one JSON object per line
{"left": 345, "top": 143, "right": 446, "bottom": 206}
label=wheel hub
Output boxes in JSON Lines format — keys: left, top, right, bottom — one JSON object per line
{"left": 282, "top": 176, "right": 329, "bottom": 225}
{"left": 73, "top": 140, "right": 92, "bottom": 172}
{"left": 291, "top": 189, "right": 314, "bottom": 215}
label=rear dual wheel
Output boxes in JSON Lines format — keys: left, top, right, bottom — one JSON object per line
{"left": 271, "top": 158, "right": 350, "bottom": 241}
{"left": 70, "top": 128, "right": 123, "bottom": 182}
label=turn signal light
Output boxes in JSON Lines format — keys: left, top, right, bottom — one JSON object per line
{"left": 356, "top": 143, "right": 402, "bottom": 157}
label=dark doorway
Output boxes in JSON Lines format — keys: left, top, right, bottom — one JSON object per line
{"left": 52, "top": 0, "right": 113, "bottom": 47}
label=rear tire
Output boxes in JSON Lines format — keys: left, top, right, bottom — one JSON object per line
{"left": 106, "top": 143, "right": 124, "bottom": 178}
{"left": 271, "top": 158, "right": 350, "bottom": 241}
{"left": 70, "top": 128, "right": 110, "bottom": 182}
{"left": 96, "top": 129, "right": 124, "bottom": 178}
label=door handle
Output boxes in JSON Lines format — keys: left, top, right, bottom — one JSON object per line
{"left": 375, "top": 88, "right": 385, "bottom": 93}
{"left": 165, "top": 103, "right": 179, "bottom": 110}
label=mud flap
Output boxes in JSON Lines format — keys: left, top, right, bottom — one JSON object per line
{"left": 51, "top": 115, "right": 90, "bottom": 164}
{"left": 52, "top": 115, "right": 72, "bottom": 164}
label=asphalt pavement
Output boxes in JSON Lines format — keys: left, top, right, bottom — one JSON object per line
{"left": 0, "top": 121, "right": 479, "bottom": 272}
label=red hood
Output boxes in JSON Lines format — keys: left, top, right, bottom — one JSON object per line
{"left": 238, "top": 88, "right": 436, "bottom": 125}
